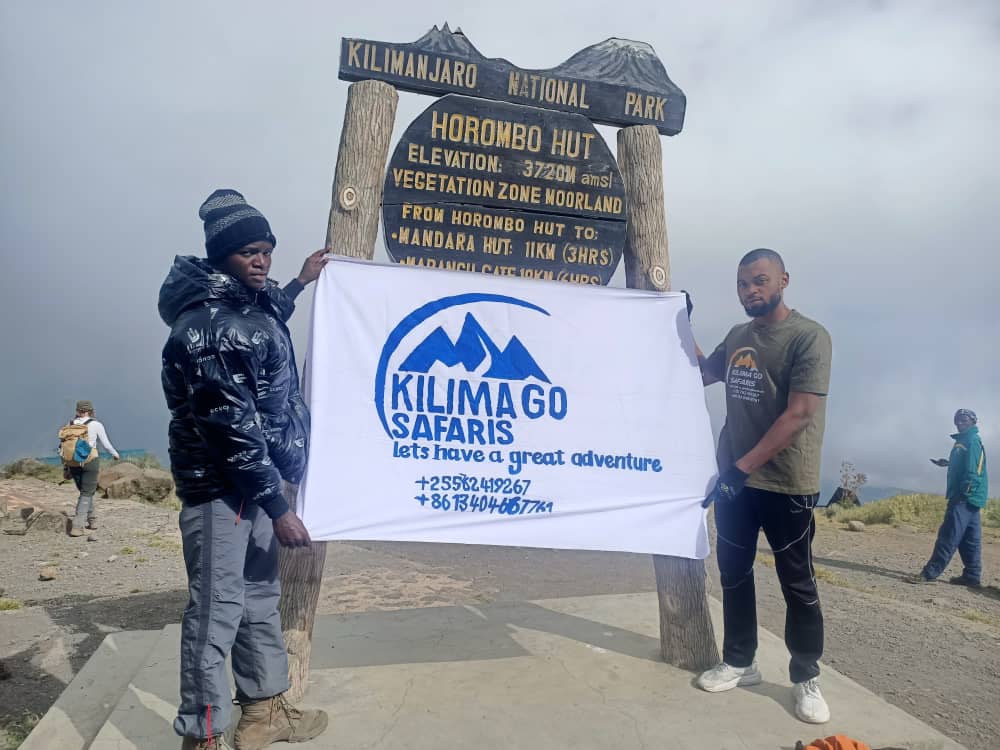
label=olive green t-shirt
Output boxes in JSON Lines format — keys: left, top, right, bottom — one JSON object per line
{"left": 704, "top": 310, "right": 832, "bottom": 495}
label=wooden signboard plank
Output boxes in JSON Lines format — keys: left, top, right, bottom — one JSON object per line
{"left": 341, "top": 24, "right": 686, "bottom": 136}
{"left": 382, "top": 95, "right": 627, "bottom": 285}
{"left": 384, "top": 203, "right": 625, "bottom": 285}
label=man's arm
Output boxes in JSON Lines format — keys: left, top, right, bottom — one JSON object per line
{"left": 696, "top": 342, "right": 723, "bottom": 386}
{"left": 283, "top": 248, "right": 330, "bottom": 302}
{"left": 732, "top": 391, "right": 824, "bottom": 475}
{"left": 961, "top": 436, "right": 986, "bottom": 498}
{"left": 681, "top": 291, "right": 723, "bottom": 386}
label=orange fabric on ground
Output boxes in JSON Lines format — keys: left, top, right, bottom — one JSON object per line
{"left": 802, "top": 736, "right": 872, "bottom": 750}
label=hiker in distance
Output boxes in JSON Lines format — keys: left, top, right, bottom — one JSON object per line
{"left": 61, "top": 399, "right": 120, "bottom": 537}
{"left": 691, "top": 248, "right": 833, "bottom": 724}
{"left": 908, "top": 409, "right": 988, "bottom": 587}
{"left": 159, "top": 189, "right": 328, "bottom": 750}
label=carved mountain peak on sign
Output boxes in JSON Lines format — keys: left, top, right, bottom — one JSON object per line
{"left": 553, "top": 37, "right": 674, "bottom": 91}
{"left": 413, "top": 23, "right": 486, "bottom": 59}
{"left": 399, "top": 313, "right": 550, "bottom": 383}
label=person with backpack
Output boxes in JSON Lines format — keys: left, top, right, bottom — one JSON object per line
{"left": 59, "top": 399, "right": 120, "bottom": 537}
{"left": 159, "top": 189, "right": 328, "bottom": 750}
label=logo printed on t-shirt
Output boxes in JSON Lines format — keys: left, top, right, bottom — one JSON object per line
{"left": 726, "top": 347, "right": 765, "bottom": 404}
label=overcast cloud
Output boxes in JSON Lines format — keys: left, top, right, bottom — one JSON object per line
{"left": 2, "top": 0, "right": 996, "bottom": 495}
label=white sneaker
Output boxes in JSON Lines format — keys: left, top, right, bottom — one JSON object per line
{"left": 792, "top": 677, "right": 831, "bottom": 724}
{"left": 696, "top": 662, "right": 762, "bottom": 693}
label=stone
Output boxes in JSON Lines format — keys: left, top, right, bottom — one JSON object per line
{"left": 106, "top": 555, "right": 117, "bottom": 563}
{"left": 25, "top": 510, "right": 69, "bottom": 535}
{"left": 87, "top": 534, "right": 98, "bottom": 542}
{"left": 99, "top": 463, "right": 143, "bottom": 499}
{"left": 97, "top": 461, "right": 143, "bottom": 487}
{"left": 847, "top": 520, "right": 866, "bottom": 532}
{"left": 103, "top": 477, "right": 138, "bottom": 500}
{"left": 98, "top": 464, "right": 174, "bottom": 502}
{"left": 133, "top": 468, "right": 175, "bottom": 503}
{"left": 38, "top": 566, "right": 58, "bottom": 581}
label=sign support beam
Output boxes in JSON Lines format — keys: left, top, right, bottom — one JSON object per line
{"left": 618, "top": 123, "right": 720, "bottom": 670}
{"left": 278, "top": 79, "right": 399, "bottom": 701}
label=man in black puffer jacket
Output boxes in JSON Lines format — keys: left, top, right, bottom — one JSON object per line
{"left": 159, "top": 189, "right": 328, "bottom": 750}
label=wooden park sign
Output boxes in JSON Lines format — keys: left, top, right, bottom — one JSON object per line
{"left": 281, "top": 26, "right": 716, "bottom": 703}
{"left": 340, "top": 24, "right": 687, "bottom": 136}
{"left": 383, "top": 95, "right": 626, "bottom": 285}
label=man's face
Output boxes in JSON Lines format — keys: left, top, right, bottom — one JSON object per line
{"left": 954, "top": 414, "right": 975, "bottom": 433}
{"left": 737, "top": 258, "right": 788, "bottom": 318}
{"left": 222, "top": 241, "right": 274, "bottom": 291}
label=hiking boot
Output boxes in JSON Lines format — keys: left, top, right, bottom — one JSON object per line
{"left": 86, "top": 518, "right": 97, "bottom": 530}
{"left": 948, "top": 575, "right": 982, "bottom": 588}
{"left": 234, "top": 694, "right": 328, "bottom": 749}
{"left": 181, "top": 735, "right": 232, "bottom": 749}
{"left": 695, "top": 661, "right": 762, "bottom": 692}
{"left": 905, "top": 573, "right": 934, "bottom": 584}
{"left": 68, "top": 523, "right": 86, "bottom": 537}
{"left": 792, "top": 677, "right": 830, "bottom": 723}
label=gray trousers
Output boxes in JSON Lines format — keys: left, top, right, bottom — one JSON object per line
{"left": 174, "top": 496, "right": 290, "bottom": 739}
{"left": 70, "top": 460, "right": 100, "bottom": 525}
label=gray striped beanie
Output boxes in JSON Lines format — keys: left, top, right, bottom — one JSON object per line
{"left": 199, "top": 189, "right": 277, "bottom": 261}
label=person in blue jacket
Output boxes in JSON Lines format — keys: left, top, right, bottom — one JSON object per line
{"left": 909, "top": 409, "right": 989, "bottom": 587}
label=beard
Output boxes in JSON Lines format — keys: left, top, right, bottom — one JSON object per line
{"left": 743, "top": 292, "right": 782, "bottom": 318}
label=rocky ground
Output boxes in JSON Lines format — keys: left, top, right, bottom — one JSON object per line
{"left": 1, "top": 476, "right": 997, "bottom": 749}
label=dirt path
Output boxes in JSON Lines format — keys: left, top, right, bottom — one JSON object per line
{"left": 708, "top": 516, "right": 1000, "bottom": 748}
{"left": 1, "top": 476, "right": 998, "bottom": 748}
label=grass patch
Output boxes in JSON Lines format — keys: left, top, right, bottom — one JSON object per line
{"left": 813, "top": 565, "right": 851, "bottom": 588}
{"left": 758, "top": 554, "right": 872, "bottom": 593}
{"left": 1, "top": 711, "right": 40, "bottom": 748}
{"left": 0, "top": 598, "right": 24, "bottom": 611}
{"left": 120, "top": 453, "right": 164, "bottom": 471}
{"left": 119, "top": 546, "right": 137, "bottom": 556}
{"left": 960, "top": 610, "right": 1000, "bottom": 628}
{"left": 2, "top": 452, "right": 166, "bottom": 486}
{"left": 0, "top": 458, "right": 64, "bottom": 483}
{"left": 144, "top": 534, "right": 182, "bottom": 552}
{"left": 161, "top": 492, "right": 182, "bottom": 511}
{"left": 136, "top": 556, "right": 148, "bottom": 563}
{"left": 828, "top": 493, "right": 1000, "bottom": 533}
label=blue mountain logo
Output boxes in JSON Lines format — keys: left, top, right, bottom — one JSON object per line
{"left": 399, "top": 312, "right": 550, "bottom": 382}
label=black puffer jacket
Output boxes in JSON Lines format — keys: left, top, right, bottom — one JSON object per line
{"left": 158, "top": 255, "right": 309, "bottom": 519}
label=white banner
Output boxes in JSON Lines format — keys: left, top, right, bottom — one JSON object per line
{"left": 298, "top": 258, "right": 716, "bottom": 558}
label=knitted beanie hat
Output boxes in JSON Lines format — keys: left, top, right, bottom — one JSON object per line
{"left": 199, "top": 189, "right": 277, "bottom": 261}
{"left": 954, "top": 408, "right": 977, "bottom": 424}
{"left": 76, "top": 400, "right": 94, "bottom": 413}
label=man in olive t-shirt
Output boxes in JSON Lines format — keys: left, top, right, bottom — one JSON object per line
{"left": 692, "top": 248, "right": 833, "bottom": 725}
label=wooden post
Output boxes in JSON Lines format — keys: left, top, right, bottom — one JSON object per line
{"left": 617, "top": 124, "right": 720, "bottom": 671}
{"left": 278, "top": 79, "right": 399, "bottom": 701}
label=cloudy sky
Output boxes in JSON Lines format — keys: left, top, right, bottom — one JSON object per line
{"left": 2, "top": 1, "right": 996, "bottom": 495}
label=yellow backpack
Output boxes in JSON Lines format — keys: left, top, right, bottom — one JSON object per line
{"left": 58, "top": 420, "right": 97, "bottom": 467}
